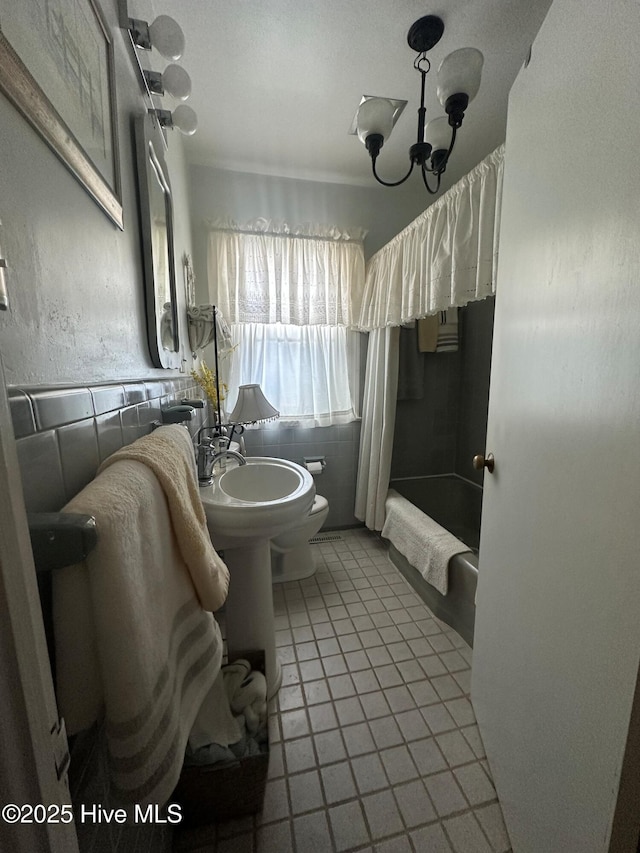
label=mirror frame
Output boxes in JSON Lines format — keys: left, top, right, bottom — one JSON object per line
{"left": 133, "top": 112, "right": 180, "bottom": 368}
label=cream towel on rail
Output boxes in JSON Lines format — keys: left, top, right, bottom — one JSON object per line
{"left": 53, "top": 426, "right": 228, "bottom": 806}
{"left": 381, "top": 489, "right": 467, "bottom": 595}
{"left": 99, "top": 424, "right": 229, "bottom": 611}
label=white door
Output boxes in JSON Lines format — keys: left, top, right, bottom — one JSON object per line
{"left": 471, "top": 2, "right": 640, "bottom": 852}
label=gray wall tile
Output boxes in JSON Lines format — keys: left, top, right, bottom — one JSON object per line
{"left": 391, "top": 300, "right": 495, "bottom": 486}
{"left": 57, "top": 420, "right": 100, "bottom": 503}
{"left": 95, "top": 412, "right": 124, "bottom": 463}
{"left": 455, "top": 299, "right": 495, "bottom": 484}
{"left": 29, "top": 387, "right": 93, "bottom": 430}
{"left": 17, "top": 430, "right": 66, "bottom": 512}
{"left": 91, "top": 384, "right": 126, "bottom": 416}
{"left": 8, "top": 389, "right": 36, "bottom": 438}
{"left": 123, "top": 383, "right": 147, "bottom": 404}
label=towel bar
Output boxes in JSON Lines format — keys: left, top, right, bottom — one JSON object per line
{"left": 28, "top": 513, "right": 97, "bottom": 573}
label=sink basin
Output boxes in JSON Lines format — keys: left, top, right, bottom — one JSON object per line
{"left": 200, "top": 456, "right": 315, "bottom": 546}
{"left": 200, "top": 456, "right": 314, "bottom": 698}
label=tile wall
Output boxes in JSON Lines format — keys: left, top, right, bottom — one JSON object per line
{"left": 391, "top": 299, "right": 495, "bottom": 483}
{"left": 9, "top": 376, "right": 209, "bottom": 853}
{"left": 243, "top": 422, "right": 362, "bottom": 529}
{"left": 10, "top": 378, "right": 209, "bottom": 514}
{"left": 454, "top": 299, "right": 495, "bottom": 486}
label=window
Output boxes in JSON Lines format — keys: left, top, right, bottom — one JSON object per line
{"left": 228, "top": 322, "right": 361, "bottom": 427}
{"left": 209, "top": 218, "right": 366, "bottom": 427}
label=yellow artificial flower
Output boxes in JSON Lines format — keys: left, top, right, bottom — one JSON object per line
{"left": 191, "top": 360, "right": 227, "bottom": 409}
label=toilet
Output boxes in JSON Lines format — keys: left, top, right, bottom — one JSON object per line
{"left": 270, "top": 494, "right": 329, "bottom": 583}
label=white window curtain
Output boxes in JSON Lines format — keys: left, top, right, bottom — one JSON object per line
{"left": 209, "top": 218, "right": 366, "bottom": 326}
{"left": 355, "top": 144, "right": 504, "bottom": 330}
{"left": 208, "top": 219, "right": 366, "bottom": 426}
{"left": 228, "top": 323, "right": 360, "bottom": 427}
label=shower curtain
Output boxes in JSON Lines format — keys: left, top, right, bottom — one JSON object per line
{"left": 354, "top": 145, "right": 504, "bottom": 530}
{"left": 354, "top": 326, "right": 399, "bottom": 530}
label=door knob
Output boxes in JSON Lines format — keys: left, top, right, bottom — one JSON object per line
{"left": 473, "top": 452, "right": 495, "bottom": 473}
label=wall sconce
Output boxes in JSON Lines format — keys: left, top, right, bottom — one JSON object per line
{"left": 143, "top": 65, "right": 192, "bottom": 100}
{"left": 123, "top": 5, "right": 196, "bottom": 142}
{"left": 351, "top": 14, "right": 483, "bottom": 194}
{"left": 128, "top": 15, "right": 185, "bottom": 60}
{"left": 152, "top": 106, "right": 198, "bottom": 136}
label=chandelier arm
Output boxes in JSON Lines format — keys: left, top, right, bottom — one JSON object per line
{"left": 444, "top": 124, "right": 458, "bottom": 163}
{"left": 371, "top": 158, "right": 415, "bottom": 187}
{"left": 420, "top": 164, "right": 441, "bottom": 194}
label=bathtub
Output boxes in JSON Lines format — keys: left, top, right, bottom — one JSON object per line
{"left": 385, "top": 474, "right": 481, "bottom": 646}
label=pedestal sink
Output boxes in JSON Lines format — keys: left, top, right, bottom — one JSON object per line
{"left": 200, "top": 457, "right": 314, "bottom": 697}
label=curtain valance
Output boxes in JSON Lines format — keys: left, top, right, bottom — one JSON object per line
{"left": 208, "top": 217, "right": 366, "bottom": 326}
{"left": 355, "top": 145, "right": 504, "bottom": 331}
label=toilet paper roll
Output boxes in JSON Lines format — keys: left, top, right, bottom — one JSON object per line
{"left": 305, "top": 461, "right": 323, "bottom": 475}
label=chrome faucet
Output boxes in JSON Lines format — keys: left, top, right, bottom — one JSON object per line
{"left": 197, "top": 438, "right": 246, "bottom": 485}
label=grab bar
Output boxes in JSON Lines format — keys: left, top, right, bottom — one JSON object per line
{"left": 28, "top": 513, "right": 97, "bottom": 574}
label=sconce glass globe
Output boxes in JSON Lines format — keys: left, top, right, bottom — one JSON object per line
{"left": 148, "top": 15, "right": 185, "bottom": 61}
{"left": 162, "top": 64, "right": 192, "bottom": 100}
{"left": 172, "top": 105, "right": 198, "bottom": 136}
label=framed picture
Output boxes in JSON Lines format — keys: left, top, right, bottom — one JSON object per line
{"left": 0, "top": 0, "right": 123, "bottom": 229}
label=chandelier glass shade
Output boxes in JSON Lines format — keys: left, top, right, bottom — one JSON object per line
{"left": 353, "top": 16, "right": 483, "bottom": 194}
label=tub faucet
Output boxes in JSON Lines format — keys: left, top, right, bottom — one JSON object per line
{"left": 197, "top": 440, "right": 246, "bottom": 485}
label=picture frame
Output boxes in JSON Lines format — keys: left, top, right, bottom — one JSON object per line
{"left": 0, "top": 0, "right": 123, "bottom": 229}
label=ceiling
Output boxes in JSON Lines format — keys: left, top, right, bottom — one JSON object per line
{"left": 148, "top": 0, "right": 553, "bottom": 188}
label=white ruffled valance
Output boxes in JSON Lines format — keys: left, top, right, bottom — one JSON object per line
{"left": 355, "top": 145, "right": 504, "bottom": 330}
{"left": 208, "top": 218, "right": 367, "bottom": 326}
{"left": 208, "top": 216, "right": 367, "bottom": 243}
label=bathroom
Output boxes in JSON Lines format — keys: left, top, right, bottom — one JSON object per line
{"left": 2, "top": 2, "right": 640, "bottom": 853}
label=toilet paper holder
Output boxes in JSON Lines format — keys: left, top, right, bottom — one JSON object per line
{"left": 303, "top": 455, "right": 326, "bottom": 473}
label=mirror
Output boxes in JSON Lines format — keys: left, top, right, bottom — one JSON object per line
{"left": 134, "top": 113, "right": 180, "bottom": 368}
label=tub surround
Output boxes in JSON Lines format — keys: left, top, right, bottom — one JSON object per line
{"left": 391, "top": 299, "right": 495, "bottom": 485}
{"left": 391, "top": 474, "right": 482, "bottom": 553}
{"left": 385, "top": 475, "right": 481, "bottom": 646}
{"left": 389, "top": 544, "right": 478, "bottom": 648}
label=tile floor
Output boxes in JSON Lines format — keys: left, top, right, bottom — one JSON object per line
{"left": 175, "top": 529, "right": 511, "bottom": 853}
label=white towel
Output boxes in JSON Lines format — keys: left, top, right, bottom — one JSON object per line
{"left": 99, "top": 425, "right": 229, "bottom": 611}
{"left": 381, "top": 489, "right": 467, "bottom": 595}
{"left": 189, "top": 670, "right": 242, "bottom": 750}
{"left": 53, "top": 426, "right": 227, "bottom": 806}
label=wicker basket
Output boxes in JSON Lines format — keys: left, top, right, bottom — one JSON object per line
{"left": 172, "top": 651, "right": 269, "bottom": 826}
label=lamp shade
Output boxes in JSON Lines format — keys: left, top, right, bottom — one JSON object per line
{"left": 162, "top": 64, "right": 192, "bottom": 100}
{"left": 356, "top": 97, "right": 396, "bottom": 145}
{"left": 171, "top": 104, "right": 198, "bottom": 135}
{"left": 424, "top": 116, "right": 452, "bottom": 152}
{"left": 436, "top": 47, "right": 484, "bottom": 106}
{"left": 229, "top": 384, "right": 280, "bottom": 424}
{"left": 148, "top": 15, "right": 185, "bottom": 61}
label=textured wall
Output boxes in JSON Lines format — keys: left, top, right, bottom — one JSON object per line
{"left": 0, "top": 0, "right": 194, "bottom": 386}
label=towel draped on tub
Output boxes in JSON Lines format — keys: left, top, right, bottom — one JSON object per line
{"left": 381, "top": 489, "right": 467, "bottom": 596}
{"left": 53, "top": 425, "right": 229, "bottom": 807}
